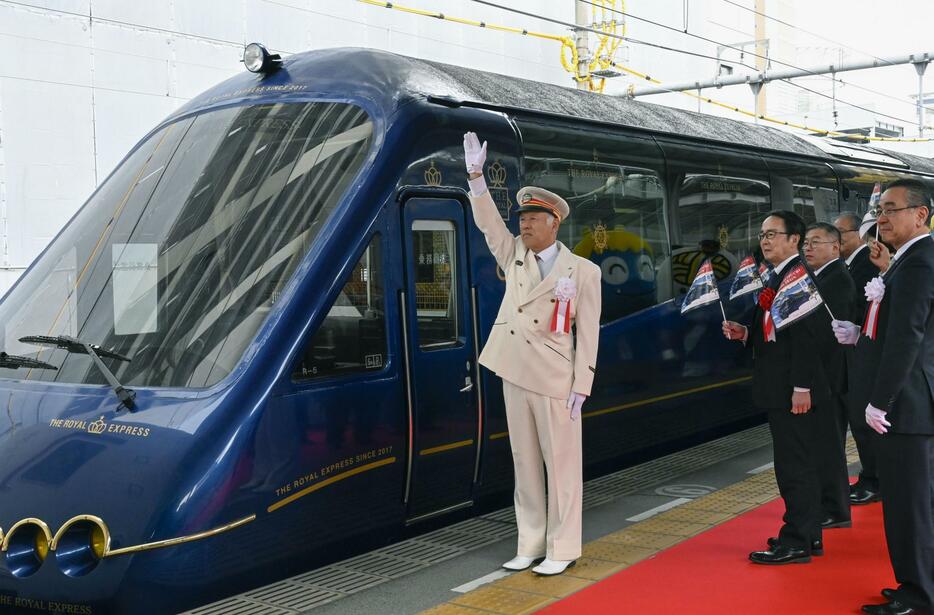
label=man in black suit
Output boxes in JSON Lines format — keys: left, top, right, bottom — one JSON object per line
{"left": 723, "top": 210, "right": 828, "bottom": 564}
{"left": 834, "top": 180, "right": 934, "bottom": 615}
{"left": 803, "top": 222, "right": 855, "bottom": 530}
{"left": 834, "top": 212, "right": 884, "bottom": 504}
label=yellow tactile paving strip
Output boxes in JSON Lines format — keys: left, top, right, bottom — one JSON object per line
{"left": 420, "top": 438, "right": 860, "bottom": 615}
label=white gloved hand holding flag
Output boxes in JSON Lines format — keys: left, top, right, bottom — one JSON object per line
{"left": 567, "top": 392, "right": 586, "bottom": 421}
{"left": 831, "top": 319, "right": 860, "bottom": 345}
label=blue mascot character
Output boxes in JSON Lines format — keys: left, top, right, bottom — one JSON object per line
{"left": 574, "top": 226, "right": 656, "bottom": 322}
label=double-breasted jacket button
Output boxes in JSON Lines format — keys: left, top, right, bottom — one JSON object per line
{"left": 550, "top": 298, "right": 555, "bottom": 303}
{"left": 534, "top": 319, "right": 539, "bottom": 324}
{"left": 510, "top": 330, "right": 515, "bottom": 335}
{"left": 518, "top": 308, "right": 523, "bottom": 313}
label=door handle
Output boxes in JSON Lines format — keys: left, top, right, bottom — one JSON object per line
{"left": 460, "top": 376, "right": 474, "bottom": 393}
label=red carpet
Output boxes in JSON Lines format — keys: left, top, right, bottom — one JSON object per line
{"left": 542, "top": 499, "right": 895, "bottom": 614}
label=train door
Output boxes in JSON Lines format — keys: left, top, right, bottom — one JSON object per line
{"left": 400, "top": 196, "right": 479, "bottom": 522}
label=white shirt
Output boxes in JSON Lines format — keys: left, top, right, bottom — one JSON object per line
{"left": 845, "top": 243, "right": 867, "bottom": 267}
{"left": 534, "top": 242, "right": 559, "bottom": 279}
{"left": 891, "top": 233, "right": 932, "bottom": 263}
{"left": 772, "top": 253, "right": 798, "bottom": 276}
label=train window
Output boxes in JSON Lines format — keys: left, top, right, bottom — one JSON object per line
{"left": 412, "top": 220, "right": 459, "bottom": 347}
{"left": 765, "top": 159, "right": 839, "bottom": 224}
{"left": 835, "top": 165, "right": 914, "bottom": 215}
{"left": 673, "top": 173, "right": 770, "bottom": 296}
{"left": 658, "top": 140, "right": 770, "bottom": 295}
{"left": 0, "top": 101, "right": 375, "bottom": 388}
{"left": 517, "top": 121, "right": 670, "bottom": 323}
{"left": 293, "top": 236, "right": 386, "bottom": 381}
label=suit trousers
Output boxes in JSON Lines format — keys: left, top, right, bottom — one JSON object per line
{"left": 877, "top": 433, "right": 934, "bottom": 611}
{"left": 768, "top": 405, "right": 823, "bottom": 550}
{"left": 503, "top": 380, "right": 582, "bottom": 561}
{"left": 816, "top": 392, "right": 852, "bottom": 521}
{"left": 847, "top": 347, "right": 880, "bottom": 489}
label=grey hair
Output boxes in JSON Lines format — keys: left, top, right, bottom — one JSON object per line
{"left": 834, "top": 212, "right": 861, "bottom": 230}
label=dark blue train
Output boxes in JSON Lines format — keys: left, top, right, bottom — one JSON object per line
{"left": 0, "top": 46, "right": 931, "bottom": 614}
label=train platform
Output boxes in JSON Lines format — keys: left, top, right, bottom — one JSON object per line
{"left": 188, "top": 424, "right": 874, "bottom": 615}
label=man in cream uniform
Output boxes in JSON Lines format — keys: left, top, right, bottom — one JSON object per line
{"left": 463, "top": 132, "right": 601, "bottom": 576}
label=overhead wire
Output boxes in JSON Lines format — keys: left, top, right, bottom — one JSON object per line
{"left": 468, "top": 0, "right": 934, "bottom": 143}
{"left": 361, "top": 0, "right": 930, "bottom": 142}
{"left": 576, "top": 0, "right": 934, "bottom": 116}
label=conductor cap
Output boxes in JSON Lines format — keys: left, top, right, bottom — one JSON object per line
{"left": 515, "top": 186, "right": 569, "bottom": 221}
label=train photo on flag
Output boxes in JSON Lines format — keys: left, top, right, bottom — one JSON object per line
{"left": 0, "top": 47, "right": 932, "bottom": 613}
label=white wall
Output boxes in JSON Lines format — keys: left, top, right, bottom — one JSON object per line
{"left": 1, "top": 0, "right": 931, "bottom": 295}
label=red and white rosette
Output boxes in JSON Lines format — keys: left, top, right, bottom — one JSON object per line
{"left": 551, "top": 277, "right": 576, "bottom": 335}
{"left": 862, "top": 276, "right": 885, "bottom": 340}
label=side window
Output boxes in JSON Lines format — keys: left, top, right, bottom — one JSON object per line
{"left": 674, "top": 174, "right": 770, "bottom": 296}
{"left": 766, "top": 160, "right": 840, "bottom": 225}
{"left": 518, "top": 121, "right": 670, "bottom": 323}
{"left": 293, "top": 236, "right": 386, "bottom": 381}
{"left": 836, "top": 165, "right": 913, "bottom": 215}
{"left": 412, "top": 220, "right": 459, "bottom": 348}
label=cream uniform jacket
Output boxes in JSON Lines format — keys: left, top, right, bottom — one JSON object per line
{"left": 470, "top": 190, "right": 601, "bottom": 400}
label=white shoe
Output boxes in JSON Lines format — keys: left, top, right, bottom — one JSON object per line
{"left": 501, "top": 555, "right": 542, "bottom": 571}
{"left": 531, "top": 558, "right": 576, "bottom": 576}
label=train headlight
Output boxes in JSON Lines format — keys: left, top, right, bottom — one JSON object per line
{"left": 243, "top": 43, "right": 281, "bottom": 74}
{"left": 52, "top": 516, "right": 111, "bottom": 578}
{"left": 2, "top": 519, "right": 52, "bottom": 577}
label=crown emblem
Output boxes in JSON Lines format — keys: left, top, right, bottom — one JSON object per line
{"left": 593, "top": 223, "right": 608, "bottom": 253}
{"left": 424, "top": 161, "right": 442, "bottom": 186}
{"left": 488, "top": 160, "right": 507, "bottom": 188}
{"left": 522, "top": 193, "right": 532, "bottom": 203}
{"left": 88, "top": 416, "right": 107, "bottom": 435}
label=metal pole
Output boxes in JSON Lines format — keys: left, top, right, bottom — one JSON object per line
{"left": 915, "top": 60, "right": 929, "bottom": 136}
{"left": 624, "top": 51, "right": 934, "bottom": 98}
{"left": 575, "top": 0, "right": 590, "bottom": 91}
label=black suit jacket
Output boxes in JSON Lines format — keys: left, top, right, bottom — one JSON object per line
{"left": 863, "top": 236, "right": 934, "bottom": 434}
{"left": 748, "top": 256, "right": 829, "bottom": 410}
{"left": 806, "top": 259, "right": 855, "bottom": 394}
{"left": 847, "top": 246, "right": 879, "bottom": 324}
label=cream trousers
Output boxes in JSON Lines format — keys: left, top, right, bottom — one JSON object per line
{"left": 503, "top": 380, "right": 583, "bottom": 561}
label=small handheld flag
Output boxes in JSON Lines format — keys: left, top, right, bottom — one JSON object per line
{"left": 681, "top": 260, "right": 722, "bottom": 316}
{"left": 729, "top": 256, "right": 763, "bottom": 300}
{"left": 869, "top": 182, "right": 882, "bottom": 242}
{"left": 771, "top": 264, "right": 824, "bottom": 331}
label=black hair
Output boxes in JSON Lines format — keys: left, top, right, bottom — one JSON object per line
{"left": 806, "top": 222, "right": 841, "bottom": 243}
{"left": 765, "top": 210, "right": 806, "bottom": 248}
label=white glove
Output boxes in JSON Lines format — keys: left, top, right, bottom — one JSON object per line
{"left": 567, "top": 392, "right": 586, "bottom": 421}
{"left": 865, "top": 403, "right": 891, "bottom": 435}
{"left": 463, "top": 132, "right": 487, "bottom": 175}
{"left": 831, "top": 319, "right": 860, "bottom": 345}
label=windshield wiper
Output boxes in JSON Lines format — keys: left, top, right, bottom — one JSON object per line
{"left": 0, "top": 352, "right": 58, "bottom": 371}
{"left": 19, "top": 335, "right": 136, "bottom": 411}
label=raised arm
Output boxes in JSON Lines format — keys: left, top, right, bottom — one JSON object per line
{"left": 464, "top": 132, "right": 515, "bottom": 270}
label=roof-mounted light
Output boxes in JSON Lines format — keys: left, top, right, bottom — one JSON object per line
{"left": 242, "top": 43, "right": 282, "bottom": 74}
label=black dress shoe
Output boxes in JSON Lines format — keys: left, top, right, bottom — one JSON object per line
{"left": 821, "top": 516, "right": 853, "bottom": 529}
{"left": 766, "top": 536, "right": 823, "bottom": 555}
{"left": 882, "top": 589, "right": 900, "bottom": 600}
{"left": 749, "top": 545, "right": 811, "bottom": 565}
{"left": 861, "top": 600, "right": 929, "bottom": 614}
{"left": 851, "top": 487, "right": 882, "bottom": 505}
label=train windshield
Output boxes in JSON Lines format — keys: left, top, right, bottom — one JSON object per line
{"left": 0, "top": 102, "right": 374, "bottom": 388}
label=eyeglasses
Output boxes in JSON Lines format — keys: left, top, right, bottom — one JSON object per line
{"left": 757, "top": 230, "right": 789, "bottom": 241}
{"left": 802, "top": 239, "right": 838, "bottom": 248}
{"left": 869, "top": 205, "right": 921, "bottom": 217}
